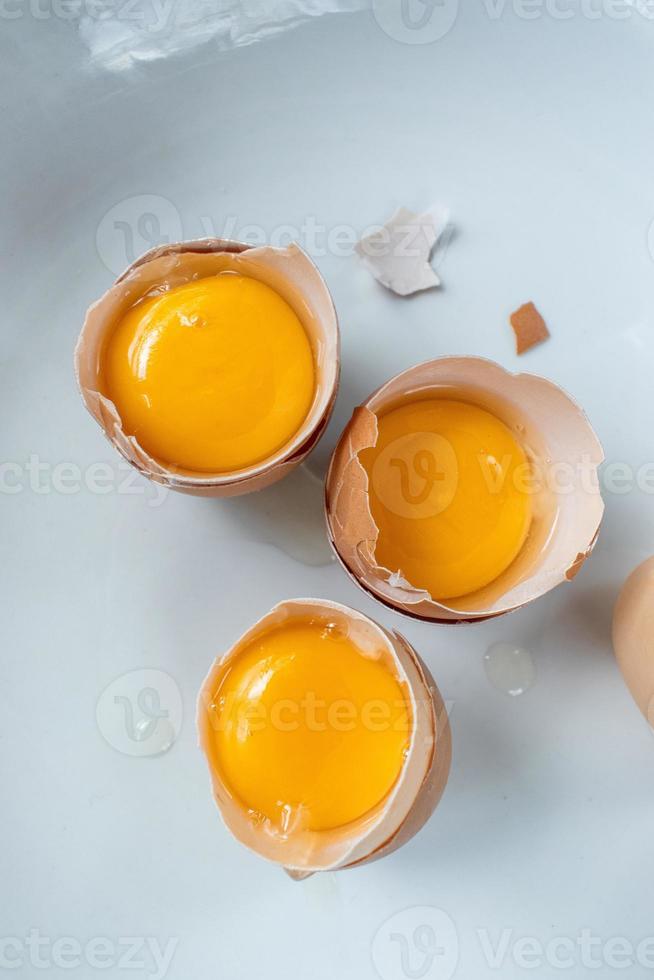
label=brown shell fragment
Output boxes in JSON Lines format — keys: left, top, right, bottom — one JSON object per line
{"left": 344, "top": 632, "right": 451, "bottom": 869}
{"left": 566, "top": 551, "right": 591, "bottom": 581}
{"left": 510, "top": 301, "right": 550, "bottom": 355}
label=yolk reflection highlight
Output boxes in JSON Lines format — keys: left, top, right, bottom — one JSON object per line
{"left": 359, "top": 399, "right": 532, "bottom": 600}
{"left": 209, "top": 618, "right": 411, "bottom": 833}
{"left": 101, "top": 273, "right": 315, "bottom": 473}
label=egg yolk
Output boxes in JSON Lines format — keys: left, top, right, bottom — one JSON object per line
{"left": 101, "top": 273, "right": 315, "bottom": 473}
{"left": 359, "top": 399, "right": 532, "bottom": 600}
{"left": 207, "top": 618, "right": 411, "bottom": 833}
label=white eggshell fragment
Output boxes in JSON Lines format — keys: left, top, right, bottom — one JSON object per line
{"left": 613, "top": 557, "right": 654, "bottom": 728}
{"left": 325, "top": 357, "right": 605, "bottom": 623}
{"left": 197, "top": 599, "right": 451, "bottom": 874}
{"left": 74, "top": 239, "right": 340, "bottom": 497}
{"left": 355, "top": 206, "right": 449, "bottom": 296}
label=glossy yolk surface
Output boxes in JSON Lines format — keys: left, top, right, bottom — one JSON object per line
{"left": 101, "top": 273, "right": 315, "bottom": 473}
{"left": 359, "top": 399, "right": 532, "bottom": 600}
{"left": 209, "top": 619, "right": 411, "bottom": 833}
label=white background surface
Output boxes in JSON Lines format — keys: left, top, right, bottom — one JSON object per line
{"left": 3, "top": 3, "right": 654, "bottom": 979}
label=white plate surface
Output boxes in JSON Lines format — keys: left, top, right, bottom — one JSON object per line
{"left": 3, "top": 5, "right": 654, "bottom": 979}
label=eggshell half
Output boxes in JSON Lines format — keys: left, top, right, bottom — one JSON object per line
{"left": 197, "top": 598, "right": 451, "bottom": 874}
{"left": 74, "top": 239, "right": 340, "bottom": 497}
{"left": 612, "top": 557, "right": 654, "bottom": 728}
{"left": 325, "top": 357, "right": 604, "bottom": 623}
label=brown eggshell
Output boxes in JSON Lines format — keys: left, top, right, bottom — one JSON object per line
{"left": 197, "top": 599, "right": 451, "bottom": 874}
{"left": 343, "top": 631, "right": 451, "bottom": 870}
{"left": 74, "top": 239, "right": 339, "bottom": 497}
{"left": 612, "top": 557, "right": 654, "bottom": 728}
{"left": 325, "top": 357, "right": 604, "bottom": 623}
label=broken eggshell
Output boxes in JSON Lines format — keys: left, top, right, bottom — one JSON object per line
{"left": 74, "top": 239, "right": 340, "bottom": 497}
{"left": 325, "top": 357, "right": 605, "bottom": 623}
{"left": 197, "top": 598, "right": 451, "bottom": 875}
{"left": 612, "top": 557, "right": 654, "bottom": 730}
{"left": 355, "top": 206, "right": 449, "bottom": 296}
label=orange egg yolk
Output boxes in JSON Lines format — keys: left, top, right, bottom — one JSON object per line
{"left": 207, "top": 618, "right": 411, "bottom": 833}
{"left": 101, "top": 273, "right": 315, "bottom": 473}
{"left": 359, "top": 399, "right": 533, "bottom": 600}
